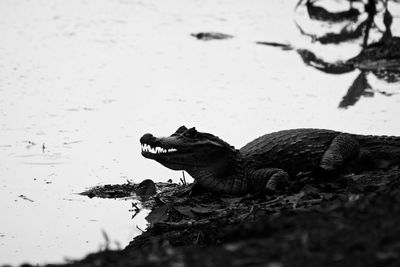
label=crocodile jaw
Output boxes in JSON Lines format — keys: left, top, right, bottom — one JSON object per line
{"left": 140, "top": 143, "right": 194, "bottom": 170}
{"left": 140, "top": 126, "right": 239, "bottom": 176}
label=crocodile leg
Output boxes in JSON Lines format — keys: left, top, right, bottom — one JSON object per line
{"left": 251, "top": 168, "right": 289, "bottom": 192}
{"left": 320, "top": 133, "right": 360, "bottom": 171}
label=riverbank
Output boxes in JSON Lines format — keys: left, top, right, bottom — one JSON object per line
{"left": 19, "top": 168, "right": 400, "bottom": 267}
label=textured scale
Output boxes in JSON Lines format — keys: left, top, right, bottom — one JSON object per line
{"left": 236, "top": 129, "right": 400, "bottom": 193}
{"left": 240, "top": 129, "right": 340, "bottom": 176}
{"left": 142, "top": 127, "right": 400, "bottom": 195}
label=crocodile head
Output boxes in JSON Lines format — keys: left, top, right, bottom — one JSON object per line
{"left": 140, "top": 126, "right": 237, "bottom": 177}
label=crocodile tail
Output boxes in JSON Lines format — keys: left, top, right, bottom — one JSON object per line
{"left": 353, "top": 134, "right": 400, "bottom": 168}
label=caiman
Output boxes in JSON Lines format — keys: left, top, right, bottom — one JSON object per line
{"left": 140, "top": 126, "right": 400, "bottom": 195}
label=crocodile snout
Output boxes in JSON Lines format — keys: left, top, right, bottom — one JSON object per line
{"left": 140, "top": 133, "right": 156, "bottom": 144}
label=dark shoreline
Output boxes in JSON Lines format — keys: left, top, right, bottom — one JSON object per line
{"left": 15, "top": 168, "right": 400, "bottom": 267}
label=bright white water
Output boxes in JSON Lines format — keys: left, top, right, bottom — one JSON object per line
{"left": 0, "top": 0, "right": 399, "bottom": 265}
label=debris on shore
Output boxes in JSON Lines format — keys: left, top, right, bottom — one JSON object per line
{"left": 35, "top": 168, "right": 400, "bottom": 267}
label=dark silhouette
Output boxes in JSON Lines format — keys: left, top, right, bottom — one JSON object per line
{"left": 339, "top": 71, "right": 373, "bottom": 108}
{"left": 141, "top": 126, "right": 400, "bottom": 195}
{"left": 191, "top": 32, "right": 233, "bottom": 41}
{"left": 303, "top": 0, "right": 360, "bottom": 22}
{"left": 258, "top": 0, "right": 400, "bottom": 108}
{"left": 295, "top": 20, "right": 367, "bottom": 44}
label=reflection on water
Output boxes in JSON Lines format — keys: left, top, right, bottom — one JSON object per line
{"left": 0, "top": 0, "right": 399, "bottom": 265}
{"left": 259, "top": 0, "right": 400, "bottom": 108}
{"left": 302, "top": 0, "right": 360, "bottom": 22}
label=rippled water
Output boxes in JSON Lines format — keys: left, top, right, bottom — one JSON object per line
{"left": 0, "top": 0, "right": 399, "bottom": 265}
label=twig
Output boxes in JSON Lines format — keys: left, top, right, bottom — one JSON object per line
{"left": 154, "top": 213, "right": 229, "bottom": 230}
{"left": 136, "top": 225, "right": 145, "bottom": 233}
{"left": 195, "top": 231, "right": 203, "bottom": 244}
{"left": 101, "top": 230, "right": 110, "bottom": 250}
{"left": 239, "top": 205, "right": 256, "bottom": 221}
{"left": 131, "top": 202, "right": 140, "bottom": 211}
{"left": 180, "top": 171, "right": 187, "bottom": 185}
{"left": 129, "top": 202, "right": 141, "bottom": 219}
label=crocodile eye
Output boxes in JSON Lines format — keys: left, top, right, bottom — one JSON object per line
{"left": 173, "top": 126, "right": 188, "bottom": 136}
{"left": 184, "top": 127, "right": 197, "bottom": 138}
{"left": 176, "top": 126, "right": 187, "bottom": 133}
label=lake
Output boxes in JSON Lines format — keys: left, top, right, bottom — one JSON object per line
{"left": 0, "top": 0, "right": 399, "bottom": 265}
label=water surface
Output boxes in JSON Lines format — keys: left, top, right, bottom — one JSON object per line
{"left": 0, "top": 0, "right": 399, "bottom": 265}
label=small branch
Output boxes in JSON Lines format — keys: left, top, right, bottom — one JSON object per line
{"left": 136, "top": 225, "right": 145, "bottom": 233}
{"left": 180, "top": 171, "right": 187, "bottom": 185}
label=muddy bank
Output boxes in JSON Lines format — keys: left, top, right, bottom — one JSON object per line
{"left": 16, "top": 168, "right": 398, "bottom": 267}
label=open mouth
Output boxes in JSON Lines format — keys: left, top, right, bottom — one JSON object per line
{"left": 140, "top": 141, "right": 195, "bottom": 170}
{"left": 141, "top": 143, "right": 178, "bottom": 156}
{"left": 140, "top": 142, "right": 191, "bottom": 161}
